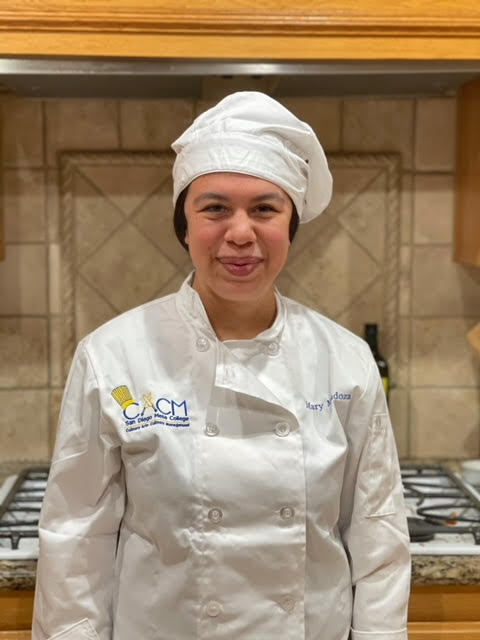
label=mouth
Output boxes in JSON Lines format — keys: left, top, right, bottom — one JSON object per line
{"left": 217, "top": 256, "right": 263, "bottom": 276}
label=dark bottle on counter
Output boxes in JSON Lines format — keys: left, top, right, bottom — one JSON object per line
{"left": 364, "top": 323, "right": 389, "bottom": 402}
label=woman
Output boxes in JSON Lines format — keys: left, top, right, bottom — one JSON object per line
{"left": 33, "top": 92, "right": 410, "bottom": 640}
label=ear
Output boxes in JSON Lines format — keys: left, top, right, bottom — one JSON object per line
{"left": 184, "top": 229, "right": 189, "bottom": 245}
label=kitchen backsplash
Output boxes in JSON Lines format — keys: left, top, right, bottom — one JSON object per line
{"left": 1, "top": 95, "right": 479, "bottom": 461}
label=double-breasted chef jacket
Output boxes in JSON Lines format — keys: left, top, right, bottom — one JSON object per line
{"left": 33, "top": 274, "right": 411, "bottom": 640}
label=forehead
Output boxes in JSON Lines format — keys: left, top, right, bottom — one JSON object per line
{"left": 188, "top": 172, "right": 288, "bottom": 198}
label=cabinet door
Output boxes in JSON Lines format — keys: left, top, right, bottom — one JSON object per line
{"left": 409, "top": 621, "right": 480, "bottom": 639}
{"left": 0, "top": 100, "right": 4, "bottom": 261}
{"left": 455, "top": 77, "right": 480, "bottom": 267}
{"left": 0, "top": 591, "right": 34, "bottom": 631}
{"left": 409, "top": 584, "right": 480, "bottom": 622}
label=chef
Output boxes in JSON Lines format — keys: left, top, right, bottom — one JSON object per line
{"left": 32, "top": 92, "right": 411, "bottom": 640}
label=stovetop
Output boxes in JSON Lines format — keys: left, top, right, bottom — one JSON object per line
{"left": 0, "top": 467, "right": 48, "bottom": 560}
{"left": 1, "top": 464, "right": 480, "bottom": 559}
{"left": 402, "top": 464, "right": 480, "bottom": 555}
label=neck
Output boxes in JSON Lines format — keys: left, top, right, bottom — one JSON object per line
{"left": 192, "top": 279, "right": 277, "bottom": 341}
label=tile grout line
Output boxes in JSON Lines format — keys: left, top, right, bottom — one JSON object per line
{"left": 406, "top": 97, "right": 418, "bottom": 457}
{"left": 41, "top": 98, "right": 55, "bottom": 458}
{"left": 339, "top": 99, "right": 345, "bottom": 152}
{"left": 117, "top": 100, "right": 123, "bottom": 149}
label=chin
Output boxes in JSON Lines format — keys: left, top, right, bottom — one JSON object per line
{"left": 213, "top": 278, "right": 272, "bottom": 303}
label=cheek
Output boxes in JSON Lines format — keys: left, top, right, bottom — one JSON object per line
{"left": 267, "top": 227, "right": 291, "bottom": 261}
{"left": 185, "top": 223, "right": 222, "bottom": 260}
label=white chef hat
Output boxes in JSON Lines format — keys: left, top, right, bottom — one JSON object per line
{"left": 171, "top": 91, "right": 332, "bottom": 223}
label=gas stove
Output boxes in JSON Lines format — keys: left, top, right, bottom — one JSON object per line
{"left": 1, "top": 464, "right": 480, "bottom": 559}
{"left": 0, "top": 467, "right": 49, "bottom": 560}
{"left": 402, "top": 464, "right": 480, "bottom": 555}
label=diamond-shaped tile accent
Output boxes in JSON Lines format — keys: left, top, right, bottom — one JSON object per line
{"left": 79, "top": 165, "right": 169, "bottom": 216}
{"left": 326, "top": 167, "right": 382, "bottom": 217}
{"left": 337, "top": 277, "right": 384, "bottom": 339}
{"left": 285, "top": 221, "right": 379, "bottom": 318}
{"left": 73, "top": 171, "right": 124, "bottom": 265}
{"left": 132, "top": 182, "right": 192, "bottom": 272}
{"left": 79, "top": 224, "right": 176, "bottom": 313}
{"left": 275, "top": 270, "right": 314, "bottom": 310}
{"left": 152, "top": 272, "right": 189, "bottom": 300}
{"left": 287, "top": 207, "right": 331, "bottom": 261}
{"left": 75, "top": 276, "right": 117, "bottom": 341}
{"left": 338, "top": 170, "right": 387, "bottom": 262}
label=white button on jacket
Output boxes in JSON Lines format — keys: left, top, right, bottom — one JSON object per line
{"left": 32, "top": 275, "right": 410, "bottom": 640}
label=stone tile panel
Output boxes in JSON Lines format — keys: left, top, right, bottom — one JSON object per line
{"left": 389, "top": 388, "right": 409, "bottom": 458}
{"left": 411, "top": 318, "right": 480, "bottom": 387}
{"left": 79, "top": 224, "right": 176, "bottom": 313}
{"left": 343, "top": 98, "right": 415, "bottom": 170}
{"left": 73, "top": 171, "right": 124, "bottom": 265}
{"left": 0, "top": 390, "right": 49, "bottom": 461}
{"left": 412, "top": 247, "right": 480, "bottom": 317}
{"left": 279, "top": 97, "right": 342, "bottom": 152}
{"left": 1, "top": 98, "right": 44, "bottom": 167}
{"left": 0, "top": 244, "right": 47, "bottom": 315}
{"left": 0, "top": 318, "right": 48, "bottom": 388}
{"left": 411, "top": 389, "right": 480, "bottom": 458}
{"left": 3, "top": 169, "right": 46, "bottom": 242}
{"left": 414, "top": 174, "right": 455, "bottom": 245}
{"left": 415, "top": 98, "right": 456, "bottom": 171}
{"left": 400, "top": 173, "right": 413, "bottom": 246}
{"left": 45, "top": 100, "right": 119, "bottom": 167}
{"left": 120, "top": 100, "right": 194, "bottom": 150}
{"left": 286, "top": 220, "right": 379, "bottom": 318}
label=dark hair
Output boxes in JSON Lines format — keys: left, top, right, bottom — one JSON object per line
{"left": 173, "top": 186, "right": 300, "bottom": 251}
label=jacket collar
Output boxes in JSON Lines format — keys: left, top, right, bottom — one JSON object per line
{"left": 176, "top": 271, "right": 286, "bottom": 346}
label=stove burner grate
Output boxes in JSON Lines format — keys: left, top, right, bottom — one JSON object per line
{"left": 402, "top": 464, "right": 480, "bottom": 544}
{"left": 0, "top": 467, "right": 49, "bottom": 551}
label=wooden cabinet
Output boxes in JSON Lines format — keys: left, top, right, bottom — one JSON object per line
{"left": 0, "top": 103, "right": 3, "bottom": 262}
{"left": 2, "top": 584, "right": 480, "bottom": 638}
{"left": 455, "top": 77, "right": 480, "bottom": 268}
{"left": 409, "top": 585, "right": 480, "bottom": 639}
{"left": 0, "top": 591, "right": 33, "bottom": 633}
{"left": 0, "top": 1, "right": 479, "bottom": 60}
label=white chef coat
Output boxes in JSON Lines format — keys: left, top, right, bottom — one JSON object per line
{"left": 32, "top": 274, "right": 411, "bottom": 640}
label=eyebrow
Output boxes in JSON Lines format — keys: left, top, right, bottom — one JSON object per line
{"left": 192, "top": 192, "right": 286, "bottom": 205}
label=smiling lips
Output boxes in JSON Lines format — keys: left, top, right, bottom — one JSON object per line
{"left": 217, "top": 256, "right": 263, "bottom": 276}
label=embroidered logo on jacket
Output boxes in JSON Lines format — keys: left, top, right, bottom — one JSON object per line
{"left": 305, "top": 390, "right": 352, "bottom": 412}
{"left": 111, "top": 385, "right": 190, "bottom": 432}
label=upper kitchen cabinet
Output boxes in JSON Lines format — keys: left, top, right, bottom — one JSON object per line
{"left": 0, "top": 105, "right": 3, "bottom": 262}
{"left": 0, "top": 0, "right": 480, "bottom": 59}
{"left": 455, "top": 77, "right": 480, "bottom": 268}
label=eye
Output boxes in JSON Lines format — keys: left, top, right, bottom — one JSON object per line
{"left": 253, "top": 203, "right": 278, "bottom": 216}
{"left": 202, "top": 204, "right": 228, "bottom": 214}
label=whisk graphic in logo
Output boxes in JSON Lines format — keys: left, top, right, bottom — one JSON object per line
{"left": 111, "top": 385, "right": 190, "bottom": 432}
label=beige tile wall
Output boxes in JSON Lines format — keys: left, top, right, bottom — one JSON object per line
{"left": 1, "top": 94, "right": 479, "bottom": 461}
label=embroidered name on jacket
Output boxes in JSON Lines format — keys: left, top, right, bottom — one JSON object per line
{"left": 111, "top": 385, "right": 190, "bottom": 432}
{"left": 305, "top": 390, "right": 352, "bottom": 412}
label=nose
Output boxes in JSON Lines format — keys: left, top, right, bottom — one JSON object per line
{"left": 224, "top": 209, "right": 256, "bottom": 245}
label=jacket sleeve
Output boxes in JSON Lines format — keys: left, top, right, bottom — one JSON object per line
{"left": 338, "top": 359, "right": 411, "bottom": 640}
{"left": 32, "top": 340, "right": 125, "bottom": 640}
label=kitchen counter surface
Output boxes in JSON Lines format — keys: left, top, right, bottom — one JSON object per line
{"left": 2, "top": 555, "right": 480, "bottom": 592}
{"left": 2, "top": 459, "right": 480, "bottom": 590}
{"left": 0, "top": 561, "right": 37, "bottom": 591}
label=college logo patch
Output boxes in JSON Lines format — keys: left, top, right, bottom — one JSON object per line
{"left": 111, "top": 385, "right": 191, "bottom": 432}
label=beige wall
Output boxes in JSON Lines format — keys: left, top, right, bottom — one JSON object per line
{"left": 1, "top": 94, "right": 479, "bottom": 462}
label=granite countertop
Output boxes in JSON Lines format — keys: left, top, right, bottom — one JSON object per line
{"left": 2, "top": 459, "right": 480, "bottom": 591}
